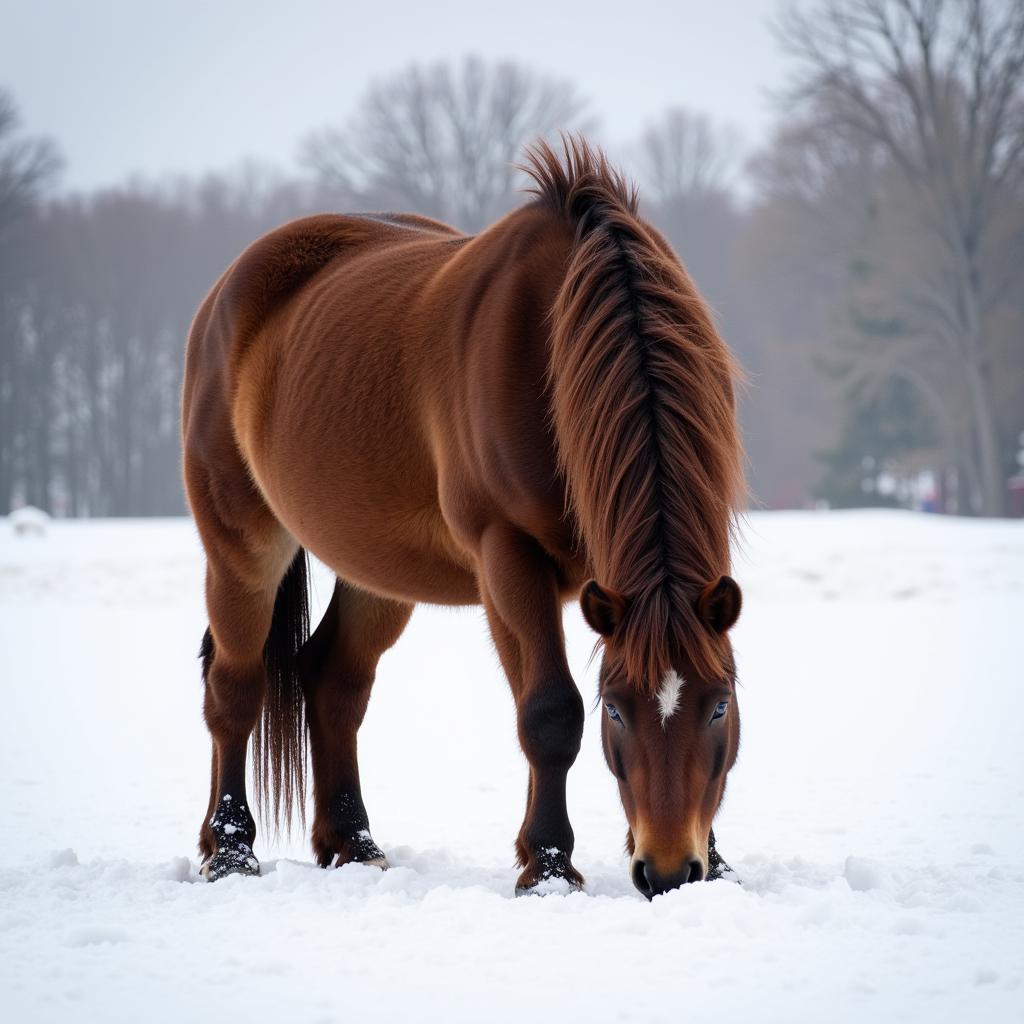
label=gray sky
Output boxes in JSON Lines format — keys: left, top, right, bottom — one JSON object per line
{"left": 2, "top": 0, "right": 787, "bottom": 193}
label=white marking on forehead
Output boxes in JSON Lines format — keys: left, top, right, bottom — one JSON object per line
{"left": 657, "top": 670, "right": 684, "bottom": 724}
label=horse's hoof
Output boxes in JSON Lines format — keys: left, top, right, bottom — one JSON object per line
{"left": 337, "top": 854, "right": 389, "bottom": 871}
{"left": 201, "top": 842, "right": 260, "bottom": 882}
{"left": 706, "top": 831, "right": 740, "bottom": 884}
{"left": 514, "top": 848, "right": 585, "bottom": 896}
{"left": 514, "top": 876, "right": 584, "bottom": 897}
{"left": 322, "top": 829, "right": 390, "bottom": 870}
{"left": 708, "top": 864, "right": 742, "bottom": 884}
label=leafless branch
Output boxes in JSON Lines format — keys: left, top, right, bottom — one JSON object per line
{"left": 300, "top": 57, "right": 587, "bottom": 231}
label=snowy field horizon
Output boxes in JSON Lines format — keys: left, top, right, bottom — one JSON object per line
{"left": 1, "top": 510, "right": 1022, "bottom": 1022}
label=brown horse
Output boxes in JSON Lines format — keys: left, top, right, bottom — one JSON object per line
{"left": 182, "top": 138, "right": 745, "bottom": 898}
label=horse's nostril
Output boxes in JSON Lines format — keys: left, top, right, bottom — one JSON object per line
{"left": 632, "top": 859, "right": 654, "bottom": 899}
{"left": 633, "top": 857, "right": 707, "bottom": 896}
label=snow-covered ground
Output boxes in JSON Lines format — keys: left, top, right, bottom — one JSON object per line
{"left": 1, "top": 511, "right": 1022, "bottom": 1023}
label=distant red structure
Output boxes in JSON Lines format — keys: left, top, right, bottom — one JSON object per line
{"left": 1009, "top": 476, "right": 1024, "bottom": 518}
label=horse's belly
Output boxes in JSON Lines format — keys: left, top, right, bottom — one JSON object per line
{"left": 308, "top": 518, "right": 480, "bottom": 606}
{"left": 260, "top": 460, "right": 480, "bottom": 606}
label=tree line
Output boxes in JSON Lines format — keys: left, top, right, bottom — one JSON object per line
{"left": 2, "top": 1, "right": 1022, "bottom": 518}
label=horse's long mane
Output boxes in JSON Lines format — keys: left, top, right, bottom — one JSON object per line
{"left": 525, "top": 137, "right": 744, "bottom": 689}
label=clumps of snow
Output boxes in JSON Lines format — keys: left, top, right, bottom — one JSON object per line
{"left": 161, "top": 857, "right": 194, "bottom": 883}
{"left": 64, "top": 925, "right": 130, "bottom": 948}
{"left": 844, "top": 856, "right": 893, "bottom": 892}
{"left": 521, "top": 874, "right": 583, "bottom": 897}
{"left": 45, "top": 848, "right": 78, "bottom": 869}
{"left": 8, "top": 505, "right": 50, "bottom": 538}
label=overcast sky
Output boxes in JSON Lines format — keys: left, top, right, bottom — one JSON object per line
{"left": 2, "top": 0, "right": 788, "bottom": 193}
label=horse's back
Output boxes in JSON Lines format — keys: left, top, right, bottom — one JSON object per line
{"left": 187, "top": 213, "right": 454, "bottom": 370}
{"left": 183, "top": 204, "right": 579, "bottom": 605}
{"left": 184, "top": 211, "right": 460, "bottom": 449}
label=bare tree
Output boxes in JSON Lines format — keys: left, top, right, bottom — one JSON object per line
{"left": 0, "top": 90, "right": 60, "bottom": 511}
{"left": 637, "top": 108, "right": 739, "bottom": 204}
{"left": 741, "top": 121, "right": 886, "bottom": 509}
{"left": 302, "top": 57, "right": 587, "bottom": 231}
{"left": 0, "top": 167, "right": 342, "bottom": 517}
{"left": 0, "top": 89, "right": 60, "bottom": 234}
{"left": 778, "top": 0, "right": 1024, "bottom": 515}
{"left": 634, "top": 108, "right": 743, "bottom": 329}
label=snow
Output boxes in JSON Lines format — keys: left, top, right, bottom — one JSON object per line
{"left": 7, "top": 505, "right": 50, "bottom": 538}
{"left": 1, "top": 510, "right": 1022, "bottom": 1022}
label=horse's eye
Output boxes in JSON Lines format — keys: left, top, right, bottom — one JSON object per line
{"left": 605, "top": 704, "right": 623, "bottom": 725}
{"left": 710, "top": 701, "right": 729, "bottom": 722}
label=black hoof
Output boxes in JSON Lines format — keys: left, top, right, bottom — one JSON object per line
{"left": 332, "top": 847, "right": 390, "bottom": 870}
{"left": 203, "top": 794, "right": 259, "bottom": 881}
{"left": 514, "top": 847, "right": 584, "bottom": 896}
{"left": 316, "top": 828, "right": 390, "bottom": 870}
{"left": 201, "top": 842, "right": 260, "bottom": 881}
{"left": 514, "top": 880, "right": 584, "bottom": 897}
{"left": 707, "top": 828, "right": 740, "bottom": 883}
{"left": 346, "top": 829, "right": 388, "bottom": 865}
{"left": 315, "top": 792, "right": 391, "bottom": 869}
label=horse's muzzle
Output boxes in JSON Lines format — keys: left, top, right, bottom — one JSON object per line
{"left": 631, "top": 856, "right": 705, "bottom": 898}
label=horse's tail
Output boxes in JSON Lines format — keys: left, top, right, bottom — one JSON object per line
{"left": 526, "top": 137, "right": 743, "bottom": 688}
{"left": 253, "top": 547, "right": 311, "bottom": 835}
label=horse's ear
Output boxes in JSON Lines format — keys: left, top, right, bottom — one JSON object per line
{"left": 696, "top": 576, "right": 742, "bottom": 634}
{"left": 580, "top": 579, "right": 628, "bottom": 637}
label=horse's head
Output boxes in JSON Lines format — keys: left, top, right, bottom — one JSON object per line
{"left": 581, "top": 576, "right": 742, "bottom": 898}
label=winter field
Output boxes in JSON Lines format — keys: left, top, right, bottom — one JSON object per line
{"left": 1, "top": 510, "right": 1022, "bottom": 1023}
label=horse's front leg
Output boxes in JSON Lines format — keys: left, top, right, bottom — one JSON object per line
{"left": 479, "top": 524, "right": 585, "bottom": 894}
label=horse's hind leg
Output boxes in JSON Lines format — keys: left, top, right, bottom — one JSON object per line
{"left": 300, "top": 579, "right": 412, "bottom": 869}
{"left": 187, "top": 455, "right": 298, "bottom": 880}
